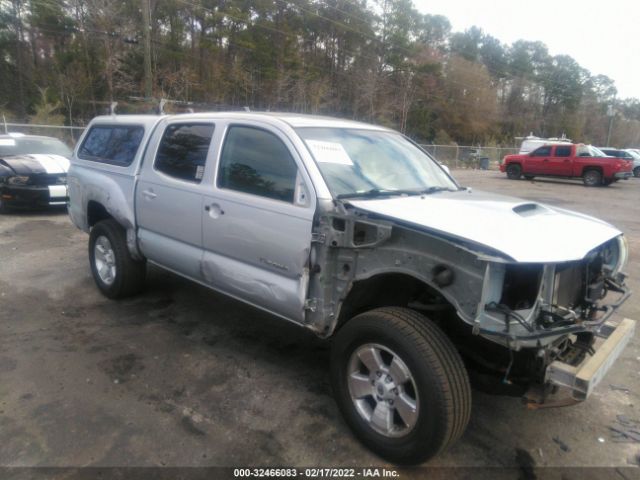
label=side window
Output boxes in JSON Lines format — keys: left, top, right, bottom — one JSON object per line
{"left": 78, "top": 125, "right": 144, "bottom": 166}
{"left": 531, "top": 146, "right": 551, "bottom": 157}
{"left": 155, "top": 123, "right": 215, "bottom": 183}
{"left": 554, "top": 146, "right": 572, "bottom": 157}
{"left": 218, "top": 126, "right": 298, "bottom": 203}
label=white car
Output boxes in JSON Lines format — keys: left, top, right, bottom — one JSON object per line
{"left": 623, "top": 149, "right": 640, "bottom": 177}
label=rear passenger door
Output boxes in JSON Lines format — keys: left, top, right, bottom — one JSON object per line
{"left": 201, "top": 123, "right": 315, "bottom": 323}
{"left": 136, "top": 120, "right": 216, "bottom": 279}
{"left": 549, "top": 145, "right": 573, "bottom": 176}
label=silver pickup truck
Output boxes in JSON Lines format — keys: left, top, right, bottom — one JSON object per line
{"left": 68, "top": 112, "right": 633, "bottom": 464}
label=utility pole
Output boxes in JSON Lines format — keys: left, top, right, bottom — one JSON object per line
{"left": 12, "top": 0, "right": 26, "bottom": 120}
{"left": 142, "top": 0, "right": 152, "bottom": 98}
{"left": 606, "top": 102, "right": 615, "bottom": 147}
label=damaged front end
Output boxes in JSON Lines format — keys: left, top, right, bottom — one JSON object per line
{"left": 472, "top": 235, "right": 632, "bottom": 403}
{"left": 306, "top": 196, "right": 633, "bottom": 406}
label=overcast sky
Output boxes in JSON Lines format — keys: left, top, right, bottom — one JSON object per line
{"left": 413, "top": 0, "right": 640, "bottom": 100}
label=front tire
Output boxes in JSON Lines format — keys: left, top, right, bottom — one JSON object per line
{"left": 89, "top": 219, "right": 146, "bottom": 299}
{"left": 634, "top": 166, "right": 640, "bottom": 178}
{"left": 583, "top": 169, "right": 603, "bottom": 186}
{"left": 506, "top": 164, "right": 522, "bottom": 180}
{"left": 330, "top": 307, "right": 471, "bottom": 464}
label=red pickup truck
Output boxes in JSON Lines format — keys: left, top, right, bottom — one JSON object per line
{"left": 500, "top": 143, "right": 633, "bottom": 186}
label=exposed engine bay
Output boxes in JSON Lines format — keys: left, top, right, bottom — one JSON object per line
{"left": 306, "top": 201, "right": 631, "bottom": 402}
{"left": 474, "top": 235, "right": 630, "bottom": 348}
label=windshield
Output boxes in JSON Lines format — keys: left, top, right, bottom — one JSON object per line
{"left": 601, "top": 149, "right": 622, "bottom": 157}
{"left": 588, "top": 145, "right": 609, "bottom": 157}
{"left": 296, "top": 127, "right": 458, "bottom": 198}
{"left": 0, "top": 137, "right": 72, "bottom": 157}
{"left": 577, "top": 145, "right": 610, "bottom": 157}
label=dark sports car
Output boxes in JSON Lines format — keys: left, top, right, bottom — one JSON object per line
{"left": 0, "top": 134, "right": 72, "bottom": 212}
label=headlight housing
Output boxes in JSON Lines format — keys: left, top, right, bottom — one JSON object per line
{"left": 616, "top": 235, "right": 629, "bottom": 274}
{"left": 7, "top": 175, "right": 30, "bottom": 185}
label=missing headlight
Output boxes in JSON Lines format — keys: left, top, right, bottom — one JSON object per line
{"left": 499, "top": 264, "right": 543, "bottom": 310}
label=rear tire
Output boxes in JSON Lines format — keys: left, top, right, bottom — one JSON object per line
{"left": 330, "top": 307, "right": 471, "bottom": 464}
{"left": 506, "top": 164, "right": 522, "bottom": 180}
{"left": 583, "top": 169, "right": 602, "bottom": 187}
{"left": 89, "top": 219, "right": 146, "bottom": 299}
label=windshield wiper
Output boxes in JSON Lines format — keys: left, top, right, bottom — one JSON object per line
{"left": 419, "top": 186, "right": 456, "bottom": 194}
{"left": 336, "top": 188, "right": 420, "bottom": 200}
{"left": 337, "top": 186, "right": 459, "bottom": 200}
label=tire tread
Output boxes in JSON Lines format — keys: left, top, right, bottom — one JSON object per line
{"left": 331, "top": 306, "right": 471, "bottom": 463}
{"left": 370, "top": 307, "right": 471, "bottom": 453}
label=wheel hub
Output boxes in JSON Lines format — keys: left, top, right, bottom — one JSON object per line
{"left": 94, "top": 235, "right": 117, "bottom": 286}
{"left": 373, "top": 373, "right": 397, "bottom": 401}
{"left": 347, "top": 343, "right": 419, "bottom": 438}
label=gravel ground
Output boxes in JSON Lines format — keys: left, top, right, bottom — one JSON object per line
{"left": 0, "top": 171, "right": 639, "bottom": 474}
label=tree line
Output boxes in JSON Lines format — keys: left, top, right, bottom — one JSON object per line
{"left": 1, "top": 0, "right": 639, "bottom": 147}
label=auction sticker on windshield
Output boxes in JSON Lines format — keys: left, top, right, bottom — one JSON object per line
{"left": 305, "top": 140, "right": 353, "bottom": 165}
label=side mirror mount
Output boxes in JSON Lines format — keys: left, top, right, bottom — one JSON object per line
{"left": 294, "top": 171, "right": 311, "bottom": 207}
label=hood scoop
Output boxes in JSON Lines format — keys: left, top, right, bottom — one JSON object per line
{"left": 512, "top": 202, "right": 548, "bottom": 217}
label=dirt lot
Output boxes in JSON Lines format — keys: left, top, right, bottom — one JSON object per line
{"left": 1, "top": 171, "right": 639, "bottom": 472}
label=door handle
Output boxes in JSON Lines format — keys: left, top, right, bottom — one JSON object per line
{"left": 142, "top": 189, "right": 157, "bottom": 199}
{"left": 205, "top": 203, "right": 225, "bottom": 217}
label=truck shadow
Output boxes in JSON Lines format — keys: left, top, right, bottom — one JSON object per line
{"left": 119, "top": 265, "right": 535, "bottom": 465}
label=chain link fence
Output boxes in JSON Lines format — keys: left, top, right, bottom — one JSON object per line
{"left": 419, "top": 144, "right": 519, "bottom": 170}
{"left": 2, "top": 123, "right": 518, "bottom": 170}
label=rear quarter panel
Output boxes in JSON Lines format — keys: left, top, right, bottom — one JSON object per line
{"left": 571, "top": 157, "right": 612, "bottom": 178}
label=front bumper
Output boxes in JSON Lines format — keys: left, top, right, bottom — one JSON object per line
{"left": 614, "top": 171, "right": 632, "bottom": 179}
{"left": 1, "top": 184, "right": 68, "bottom": 208}
{"left": 546, "top": 318, "right": 635, "bottom": 400}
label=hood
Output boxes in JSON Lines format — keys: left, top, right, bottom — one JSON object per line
{"left": 349, "top": 190, "right": 621, "bottom": 263}
{"left": 0, "top": 154, "right": 70, "bottom": 175}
